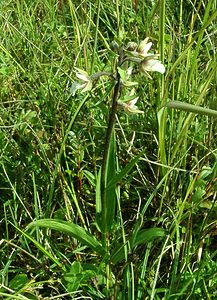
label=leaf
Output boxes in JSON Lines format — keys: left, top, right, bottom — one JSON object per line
{"left": 96, "top": 168, "right": 102, "bottom": 231}
{"left": 110, "top": 228, "right": 165, "bottom": 264}
{"left": 123, "top": 80, "right": 138, "bottom": 87}
{"left": 132, "top": 228, "right": 165, "bottom": 247}
{"left": 64, "top": 262, "right": 104, "bottom": 295}
{"left": 106, "top": 149, "right": 145, "bottom": 190}
{"left": 83, "top": 170, "right": 96, "bottom": 188}
{"left": 117, "top": 67, "right": 138, "bottom": 87}
{"left": 192, "top": 188, "right": 206, "bottom": 203}
{"left": 11, "top": 223, "right": 63, "bottom": 269}
{"left": 74, "top": 67, "right": 89, "bottom": 77}
{"left": 64, "top": 261, "right": 83, "bottom": 284}
{"left": 166, "top": 101, "right": 217, "bottom": 117}
{"left": 104, "top": 131, "right": 117, "bottom": 232}
{"left": 28, "top": 219, "right": 106, "bottom": 256}
{"left": 9, "top": 274, "right": 29, "bottom": 290}
{"left": 117, "top": 67, "right": 127, "bottom": 81}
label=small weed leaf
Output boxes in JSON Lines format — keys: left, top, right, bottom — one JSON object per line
{"left": 9, "top": 274, "right": 29, "bottom": 290}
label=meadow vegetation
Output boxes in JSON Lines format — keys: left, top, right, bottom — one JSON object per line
{"left": 0, "top": 0, "right": 217, "bottom": 299}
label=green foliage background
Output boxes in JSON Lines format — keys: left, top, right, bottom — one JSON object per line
{"left": 0, "top": 0, "right": 216, "bottom": 299}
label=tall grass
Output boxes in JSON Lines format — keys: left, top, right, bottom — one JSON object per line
{"left": 0, "top": 0, "right": 216, "bottom": 299}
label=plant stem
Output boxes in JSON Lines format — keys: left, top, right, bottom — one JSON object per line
{"left": 100, "top": 49, "right": 123, "bottom": 237}
{"left": 100, "top": 48, "right": 123, "bottom": 295}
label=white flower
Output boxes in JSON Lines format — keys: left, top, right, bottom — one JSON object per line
{"left": 70, "top": 68, "right": 92, "bottom": 95}
{"left": 140, "top": 58, "right": 165, "bottom": 74}
{"left": 118, "top": 97, "right": 144, "bottom": 114}
{"left": 137, "top": 37, "right": 165, "bottom": 74}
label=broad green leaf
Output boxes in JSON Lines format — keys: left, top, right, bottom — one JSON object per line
{"left": 66, "top": 281, "right": 80, "bottom": 293}
{"left": 117, "top": 66, "right": 127, "bottom": 81}
{"left": 64, "top": 262, "right": 103, "bottom": 294}
{"left": 123, "top": 80, "right": 138, "bottom": 87}
{"left": 28, "top": 219, "right": 106, "bottom": 256}
{"left": 68, "top": 261, "right": 82, "bottom": 275}
{"left": 133, "top": 228, "right": 165, "bottom": 247}
{"left": 64, "top": 262, "right": 83, "bottom": 287}
{"left": 83, "top": 170, "right": 96, "bottom": 188}
{"left": 191, "top": 188, "right": 206, "bottom": 203}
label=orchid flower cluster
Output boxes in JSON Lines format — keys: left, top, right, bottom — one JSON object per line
{"left": 71, "top": 37, "right": 165, "bottom": 114}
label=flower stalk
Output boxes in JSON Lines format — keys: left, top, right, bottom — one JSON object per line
{"left": 100, "top": 47, "right": 124, "bottom": 238}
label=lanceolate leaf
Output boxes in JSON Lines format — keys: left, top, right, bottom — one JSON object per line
{"left": 96, "top": 168, "right": 102, "bottom": 231}
{"left": 104, "top": 131, "right": 116, "bottom": 232}
{"left": 28, "top": 219, "right": 106, "bottom": 256}
{"left": 110, "top": 228, "right": 165, "bottom": 264}
{"left": 106, "top": 149, "right": 146, "bottom": 190}
{"left": 133, "top": 228, "right": 165, "bottom": 247}
{"left": 166, "top": 101, "right": 217, "bottom": 117}
{"left": 11, "top": 222, "right": 63, "bottom": 269}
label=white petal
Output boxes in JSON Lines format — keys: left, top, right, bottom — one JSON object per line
{"left": 126, "top": 66, "right": 133, "bottom": 78}
{"left": 81, "top": 80, "right": 92, "bottom": 93}
{"left": 149, "top": 61, "right": 165, "bottom": 74}
{"left": 138, "top": 37, "right": 152, "bottom": 56}
{"left": 76, "top": 72, "right": 89, "bottom": 82}
{"left": 74, "top": 67, "right": 89, "bottom": 76}
{"left": 124, "top": 105, "right": 144, "bottom": 114}
{"left": 141, "top": 42, "right": 152, "bottom": 55}
{"left": 141, "top": 59, "right": 165, "bottom": 74}
{"left": 70, "top": 82, "right": 84, "bottom": 95}
{"left": 128, "top": 97, "right": 139, "bottom": 108}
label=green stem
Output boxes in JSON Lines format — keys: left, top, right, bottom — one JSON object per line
{"left": 100, "top": 48, "right": 123, "bottom": 295}
{"left": 100, "top": 49, "right": 123, "bottom": 238}
{"left": 100, "top": 78, "right": 120, "bottom": 291}
{"left": 101, "top": 75, "right": 121, "bottom": 233}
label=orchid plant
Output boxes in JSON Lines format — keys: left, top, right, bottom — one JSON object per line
{"left": 29, "top": 38, "right": 166, "bottom": 296}
{"left": 71, "top": 37, "right": 165, "bottom": 238}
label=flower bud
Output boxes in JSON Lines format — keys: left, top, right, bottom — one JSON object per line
{"left": 110, "top": 41, "right": 119, "bottom": 52}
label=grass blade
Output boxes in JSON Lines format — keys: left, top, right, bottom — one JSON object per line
{"left": 11, "top": 222, "right": 63, "bottom": 269}
{"left": 48, "top": 95, "right": 89, "bottom": 214}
